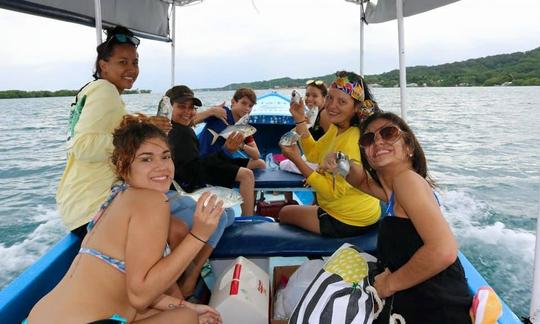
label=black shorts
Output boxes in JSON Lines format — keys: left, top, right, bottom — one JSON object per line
{"left": 317, "top": 207, "right": 379, "bottom": 238}
{"left": 203, "top": 154, "right": 249, "bottom": 188}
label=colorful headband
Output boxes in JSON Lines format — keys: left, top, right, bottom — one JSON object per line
{"left": 330, "top": 75, "right": 365, "bottom": 102}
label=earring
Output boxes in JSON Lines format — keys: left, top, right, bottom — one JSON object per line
{"left": 408, "top": 153, "right": 413, "bottom": 157}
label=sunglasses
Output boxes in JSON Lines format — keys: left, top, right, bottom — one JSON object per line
{"left": 360, "top": 125, "right": 402, "bottom": 148}
{"left": 104, "top": 33, "right": 140, "bottom": 47}
{"left": 306, "top": 79, "right": 324, "bottom": 86}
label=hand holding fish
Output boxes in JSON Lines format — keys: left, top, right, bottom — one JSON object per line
{"left": 191, "top": 192, "right": 224, "bottom": 243}
{"left": 223, "top": 131, "right": 245, "bottom": 152}
{"left": 289, "top": 93, "right": 306, "bottom": 123}
{"left": 318, "top": 152, "right": 338, "bottom": 175}
{"left": 280, "top": 142, "right": 302, "bottom": 163}
{"left": 149, "top": 115, "right": 172, "bottom": 134}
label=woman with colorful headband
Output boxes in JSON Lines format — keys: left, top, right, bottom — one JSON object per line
{"left": 278, "top": 71, "right": 381, "bottom": 237}
{"left": 320, "top": 112, "right": 472, "bottom": 322}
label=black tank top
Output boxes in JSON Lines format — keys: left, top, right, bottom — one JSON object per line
{"left": 378, "top": 193, "right": 472, "bottom": 322}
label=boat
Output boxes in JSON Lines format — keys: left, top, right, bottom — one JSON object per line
{"left": 0, "top": 1, "right": 533, "bottom": 323}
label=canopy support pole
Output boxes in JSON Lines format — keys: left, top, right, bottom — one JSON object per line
{"left": 359, "top": 4, "right": 365, "bottom": 76}
{"left": 396, "top": 0, "right": 407, "bottom": 120}
{"left": 531, "top": 186, "right": 540, "bottom": 323}
{"left": 93, "top": 0, "right": 102, "bottom": 45}
{"left": 171, "top": 3, "right": 176, "bottom": 87}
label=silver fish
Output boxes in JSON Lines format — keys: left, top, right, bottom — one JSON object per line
{"left": 235, "top": 113, "right": 250, "bottom": 125}
{"left": 332, "top": 151, "right": 351, "bottom": 190}
{"left": 172, "top": 180, "right": 243, "bottom": 208}
{"left": 336, "top": 151, "right": 351, "bottom": 177}
{"left": 207, "top": 124, "right": 257, "bottom": 145}
{"left": 291, "top": 90, "right": 302, "bottom": 104}
{"left": 157, "top": 95, "right": 173, "bottom": 120}
{"left": 305, "top": 106, "right": 319, "bottom": 128}
{"left": 279, "top": 130, "right": 301, "bottom": 146}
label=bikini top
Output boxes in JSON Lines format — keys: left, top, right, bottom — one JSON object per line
{"left": 385, "top": 191, "right": 441, "bottom": 217}
{"left": 79, "top": 183, "right": 171, "bottom": 273}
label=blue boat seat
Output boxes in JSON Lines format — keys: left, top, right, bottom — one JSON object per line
{"left": 211, "top": 220, "right": 378, "bottom": 258}
{"left": 234, "top": 168, "right": 306, "bottom": 190}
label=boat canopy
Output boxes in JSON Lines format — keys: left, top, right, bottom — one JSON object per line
{"left": 347, "top": 0, "right": 460, "bottom": 24}
{"left": 0, "top": 0, "right": 462, "bottom": 40}
{"left": 0, "top": 0, "right": 200, "bottom": 42}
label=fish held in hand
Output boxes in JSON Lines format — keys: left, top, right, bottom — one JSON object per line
{"left": 279, "top": 130, "right": 301, "bottom": 146}
{"left": 235, "top": 113, "right": 250, "bottom": 125}
{"left": 305, "top": 106, "right": 319, "bottom": 128}
{"left": 172, "top": 180, "right": 243, "bottom": 208}
{"left": 157, "top": 96, "right": 173, "bottom": 120}
{"left": 291, "top": 90, "right": 302, "bottom": 104}
{"left": 335, "top": 151, "right": 351, "bottom": 177}
{"left": 207, "top": 124, "right": 257, "bottom": 145}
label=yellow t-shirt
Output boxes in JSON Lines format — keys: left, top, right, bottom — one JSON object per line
{"left": 56, "top": 80, "right": 127, "bottom": 230}
{"left": 301, "top": 124, "right": 380, "bottom": 226}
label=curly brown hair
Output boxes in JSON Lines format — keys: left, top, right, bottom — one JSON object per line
{"left": 111, "top": 113, "right": 168, "bottom": 180}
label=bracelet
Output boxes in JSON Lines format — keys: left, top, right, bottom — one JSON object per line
{"left": 189, "top": 231, "right": 207, "bottom": 244}
{"left": 295, "top": 120, "right": 306, "bottom": 125}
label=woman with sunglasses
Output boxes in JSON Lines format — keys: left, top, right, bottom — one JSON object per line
{"left": 28, "top": 114, "right": 222, "bottom": 323}
{"left": 57, "top": 26, "right": 171, "bottom": 239}
{"left": 321, "top": 112, "right": 472, "bottom": 322}
{"left": 278, "top": 71, "right": 381, "bottom": 237}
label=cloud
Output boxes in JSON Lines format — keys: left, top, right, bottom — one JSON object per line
{"left": 0, "top": 0, "right": 539, "bottom": 91}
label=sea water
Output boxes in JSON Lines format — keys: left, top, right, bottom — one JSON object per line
{"left": 0, "top": 87, "right": 538, "bottom": 316}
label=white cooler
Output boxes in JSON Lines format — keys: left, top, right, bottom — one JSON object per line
{"left": 209, "top": 256, "right": 269, "bottom": 324}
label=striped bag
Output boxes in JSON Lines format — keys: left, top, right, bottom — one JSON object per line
{"left": 289, "top": 243, "right": 383, "bottom": 324}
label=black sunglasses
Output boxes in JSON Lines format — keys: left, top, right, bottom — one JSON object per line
{"left": 104, "top": 33, "right": 140, "bottom": 47}
{"left": 360, "top": 125, "right": 402, "bottom": 148}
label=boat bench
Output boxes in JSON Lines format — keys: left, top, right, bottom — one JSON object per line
{"left": 233, "top": 168, "right": 308, "bottom": 191}
{"left": 211, "top": 220, "right": 378, "bottom": 258}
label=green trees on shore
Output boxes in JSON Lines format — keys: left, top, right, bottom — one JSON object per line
{"left": 212, "top": 46, "right": 540, "bottom": 90}
{"left": 0, "top": 89, "right": 151, "bottom": 99}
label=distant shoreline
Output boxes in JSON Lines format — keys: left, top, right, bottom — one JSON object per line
{"left": 0, "top": 89, "right": 151, "bottom": 100}
{"left": 201, "top": 46, "right": 540, "bottom": 91}
{"left": 2, "top": 85, "right": 540, "bottom": 99}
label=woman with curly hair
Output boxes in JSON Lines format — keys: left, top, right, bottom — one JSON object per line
{"left": 28, "top": 114, "right": 222, "bottom": 323}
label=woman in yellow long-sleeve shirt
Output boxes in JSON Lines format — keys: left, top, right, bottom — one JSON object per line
{"left": 279, "top": 71, "right": 381, "bottom": 237}
{"left": 56, "top": 26, "right": 170, "bottom": 237}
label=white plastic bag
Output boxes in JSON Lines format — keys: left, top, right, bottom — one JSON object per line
{"left": 282, "top": 259, "right": 325, "bottom": 317}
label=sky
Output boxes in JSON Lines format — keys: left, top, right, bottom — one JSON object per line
{"left": 0, "top": 0, "right": 539, "bottom": 92}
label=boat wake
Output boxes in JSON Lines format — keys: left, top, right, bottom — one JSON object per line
{"left": 442, "top": 189, "right": 534, "bottom": 316}
{"left": 0, "top": 207, "right": 66, "bottom": 290}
